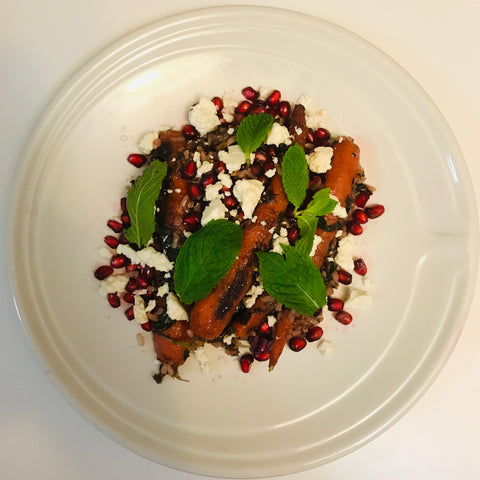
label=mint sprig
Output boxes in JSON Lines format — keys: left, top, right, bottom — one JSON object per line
{"left": 125, "top": 159, "right": 168, "bottom": 248}
{"left": 256, "top": 246, "right": 326, "bottom": 315}
{"left": 174, "top": 219, "right": 243, "bottom": 304}
{"left": 236, "top": 113, "right": 274, "bottom": 165}
{"left": 281, "top": 143, "right": 309, "bottom": 209}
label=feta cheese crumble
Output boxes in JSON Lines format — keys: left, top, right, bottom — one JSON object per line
{"left": 243, "top": 283, "right": 264, "bottom": 308}
{"left": 201, "top": 198, "right": 227, "bottom": 225}
{"left": 306, "top": 146, "right": 333, "bottom": 174}
{"left": 99, "top": 274, "right": 129, "bottom": 296}
{"left": 233, "top": 179, "right": 264, "bottom": 219}
{"left": 166, "top": 292, "right": 188, "bottom": 321}
{"left": 330, "top": 193, "right": 348, "bottom": 218}
{"left": 117, "top": 244, "right": 173, "bottom": 272}
{"left": 266, "top": 122, "right": 292, "bottom": 146}
{"left": 297, "top": 93, "right": 332, "bottom": 131}
{"left": 138, "top": 132, "right": 158, "bottom": 154}
{"left": 188, "top": 97, "right": 221, "bottom": 135}
{"left": 335, "top": 235, "right": 356, "bottom": 272}
{"left": 218, "top": 144, "right": 246, "bottom": 172}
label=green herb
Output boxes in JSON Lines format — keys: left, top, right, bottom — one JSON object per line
{"left": 125, "top": 159, "right": 168, "bottom": 248}
{"left": 174, "top": 219, "right": 243, "bottom": 304}
{"left": 256, "top": 246, "right": 326, "bottom": 315}
{"left": 281, "top": 143, "right": 310, "bottom": 209}
{"left": 300, "top": 188, "right": 337, "bottom": 217}
{"left": 295, "top": 213, "right": 317, "bottom": 257}
{"left": 236, "top": 113, "right": 274, "bottom": 165}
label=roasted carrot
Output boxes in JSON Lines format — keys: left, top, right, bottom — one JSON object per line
{"left": 153, "top": 333, "right": 188, "bottom": 366}
{"left": 189, "top": 174, "right": 289, "bottom": 340}
{"left": 232, "top": 294, "right": 278, "bottom": 338}
{"left": 268, "top": 309, "right": 295, "bottom": 370}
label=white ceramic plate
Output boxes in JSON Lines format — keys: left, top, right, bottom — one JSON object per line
{"left": 9, "top": 6, "right": 479, "bottom": 478}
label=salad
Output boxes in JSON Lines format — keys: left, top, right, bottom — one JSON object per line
{"left": 93, "top": 86, "right": 385, "bottom": 382}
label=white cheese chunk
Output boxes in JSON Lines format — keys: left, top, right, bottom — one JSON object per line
{"left": 133, "top": 295, "right": 149, "bottom": 324}
{"left": 201, "top": 198, "right": 227, "bottom": 225}
{"left": 335, "top": 235, "right": 356, "bottom": 272}
{"left": 266, "top": 122, "right": 292, "bottom": 146}
{"left": 267, "top": 315, "right": 277, "bottom": 327}
{"left": 243, "top": 283, "right": 264, "bottom": 308}
{"left": 99, "top": 274, "right": 129, "bottom": 296}
{"left": 188, "top": 97, "right": 221, "bottom": 135}
{"left": 310, "top": 234, "right": 323, "bottom": 257}
{"left": 271, "top": 235, "right": 289, "bottom": 254}
{"left": 233, "top": 178, "right": 264, "bottom": 219}
{"left": 217, "top": 172, "right": 233, "bottom": 189}
{"left": 218, "top": 144, "right": 246, "bottom": 172}
{"left": 297, "top": 93, "right": 331, "bottom": 130}
{"left": 318, "top": 339, "right": 334, "bottom": 356}
{"left": 204, "top": 182, "right": 223, "bottom": 202}
{"left": 197, "top": 160, "right": 213, "bottom": 177}
{"left": 306, "top": 146, "right": 333, "bottom": 174}
{"left": 138, "top": 131, "right": 157, "bottom": 154}
{"left": 222, "top": 91, "right": 242, "bottom": 123}
{"left": 330, "top": 193, "right": 348, "bottom": 218}
{"left": 117, "top": 244, "right": 173, "bottom": 272}
{"left": 156, "top": 284, "right": 170, "bottom": 297}
{"left": 166, "top": 292, "right": 188, "bottom": 321}
{"left": 345, "top": 275, "right": 373, "bottom": 307}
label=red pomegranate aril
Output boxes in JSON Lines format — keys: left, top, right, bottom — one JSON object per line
{"left": 254, "top": 151, "right": 268, "bottom": 163}
{"left": 182, "top": 124, "right": 198, "bottom": 139}
{"left": 327, "top": 297, "right": 344, "bottom": 312}
{"left": 121, "top": 213, "right": 131, "bottom": 227}
{"left": 306, "top": 130, "right": 315, "bottom": 144}
{"left": 337, "top": 269, "right": 352, "bottom": 285}
{"left": 365, "top": 204, "right": 385, "bottom": 219}
{"left": 266, "top": 105, "right": 279, "bottom": 117}
{"left": 336, "top": 311, "right": 353, "bottom": 325}
{"left": 214, "top": 161, "right": 227, "bottom": 173}
{"left": 188, "top": 183, "right": 203, "bottom": 202}
{"left": 263, "top": 158, "right": 275, "bottom": 172}
{"left": 240, "top": 353, "right": 254, "bottom": 373}
{"left": 259, "top": 321, "right": 270, "bottom": 334}
{"left": 288, "top": 336, "right": 307, "bottom": 352}
{"left": 254, "top": 352, "right": 270, "bottom": 362}
{"left": 107, "top": 292, "right": 121, "bottom": 308}
{"left": 313, "top": 128, "right": 331, "bottom": 145}
{"left": 242, "top": 86, "right": 258, "bottom": 101}
{"left": 250, "top": 104, "right": 266, "bottom": 114}
{"left": 348, "top": 222, "right": 363, "bottom": 236}
{"left": 223, "top": 196, "right": 238, "bottom": 209}
{"left": 266, "top": 89, "right": 281, "bottom": 106}
{"left": 352, "top": 209, "right": 368, "bottom": 224}
{"left": 107, "top": 219, "right": 123, "bottom": 233}
{"left": 94, "top": 265, "right": 114, "bottom": 280}
{"left": 125, "top": 278, "right": 138, "bottom": 293}
{"left": 183, "top": 212, "right": 201, "bottom": 232}
{"left": 234, "top": 113, "right": 245, "bottom": 124}
{"left": 250, "top": 162, "right": 263, "bottom": 177}
{"left": 127, "top": 153, "right": 146, "bottom": 168}
{"left": 123, "top": 292, "right": 135, "bottom": 304}
{"left": 141, "top": 321, "right": 152, "bottom": 332}
{"left": 120, "top": 197, "right": 128, "bottom": 213}
{"left": 183, "top": 160, "right": 197, "bottom": 179}
{"left": 278, "top": 100, "right": 291, "bottom": 119}
{"left": 201, "top": 171, "right": 217, "bottom": 187}
{"left": 211, "top": 96, "right": 223, "bottom": 112}
{"left": 110, "top": 254, "right": 128, "bottom": 269}
{"left": 236, "top": 100, "right": 251, "bottom": 114}
{"left": 125, "top": 306, "right": 135, "bottom": 321}
{"left": 135, "top": 275, "right": 149, "bottom": 289}
{"left": 354, "top": 258, "right": 368, "bottom": 276}
{"left": 355, "top": 191, "right": 371, "bottom": 208}
{"left": 306, "top": 326, "right": 324, "bottom": 342}
{"left": 126, "top": 262, "right": 140, "bottom": 272}
{"left": 287, "top": 226, "right": 300, "bottom": 244}
{"left": 104, "top": 235, "right": 119, "bottom": 249}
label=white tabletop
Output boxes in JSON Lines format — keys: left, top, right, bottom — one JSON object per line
{"left": 1, "top": 1, "right": 479, "bottom": 479}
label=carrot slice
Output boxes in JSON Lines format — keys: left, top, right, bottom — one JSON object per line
{"left": 268, "top": 309, "right": 295, "bottom": 370}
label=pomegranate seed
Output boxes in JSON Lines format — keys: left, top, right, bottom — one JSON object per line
{"left": 250, "top": 104, "right": 266, "bottom": 114}
{"left": 337, "top": 269, "right": 352, "bottom": 285}
{"left": 107, "top": 292, "right": 121, "bottom": 308}
{"left": 183, "top": 160, "right": 197, "bottom": 179}
{"left": 211, "top": 96, "right": 223, "bottom": 112}
{"left": 94, "top": 265, "right": 114, "bottom": 280}
{"left": 263, "top": 158, "right": 275, "bottom": 172}
{"left": 125, "top": 278, "right": 139, "bottom": 293}
{"left": 335, "top": 311, "right": 353, "bottom": 325}
{"left": 306, "top": 130, "right": 315, "bottom": 144}
{"left": 266, "top": 105, "right": 279, "bottom": 117}
{"left": 234, "top": 113, "right": 245, "bottom": 124}
{"left": 348, "top": 222, "right": 363, "bottom": 235}
{"left": 267, "top": 146, "right": 277, "bottom": 157}
{"left": 254, "top": 352, "right": 270, "bottom": 362}
{"left": 104, "top": 235, "right": 119, "bottom": 249}
{"left": 266, "top": 89, "right": 281, "bottom": 106}
{"left": 127, "top": 153, "right": 146, "bottom": 168}
{"left": 126, "top": 262, "right": 140, "bottom": 272}
{"left": 254, "top": 151, "right": 268, "bottom": 163}
{"left": 121, "top": 213, "right": 131, "bottom": 227}
{"left": 107, "top": 219, "right": 123, "bottom": 233}
{"left": 214, "top": 161, "right": 227, "bottom": 173}
{"left": 110, "top": 254, "right": 128, "bottom": 269}
{"left": 125, "top": 306, "right": 135, "bottom": 321}
{"left": 188, "top": 183, "right": 204, "bottom": 202}
{"left": 236, "top": 100, "right": 251, "bottom": 114}
{"left": 141, "top": 321, "right": 152, "bottom": 332}
{"left": 201, "top": 171, "right": 217, "bottom": 187}
{"left": 352, "top": 209, "right": 368, "bottom": 224}
{"left": 306, "top": 326, "right": 323, "bottom": 342}
{"left": 250, "top": 162, "right": 263, "bottom": 177}
{"left": 123, "top": 292, "right": 135, "bottom": 304}
{"left": 355, "top": 191, "right": 371, "bottom": 208}
{"left": 259, "top": 321, "right": 270, "bottom": 334}
{"left": 241, "top": 86, "right": 258, "bottom": 101}
{"left": 120, "top": 197, "right": 128, "bottom": 213}
{"left": 278, "top": 101, "right": 291, "bottom": 119}
{"left": 354, "top": 258, "right": 368, "bottom": 276}
{"left": 183, "top": 212, "right": 201, "bottom": 232}
{"left": 327, "top": 297, "right": 344, "bottom": 312}
{"left": 142, "top": 267, "right": 154, "bottom": 280}
{"left": 287, "top": 226, "right": 300, "bottom": 244}
{"left": 365, "top": 204, "right": 385, "bottom": 219}
{"left": 182, "top": 124, "right": 198, "bottom": 139}
{"left": 288, "top": 336, "right": 307, "bottom": 352}
{"left": 135, "top": 275, "right": 149, "bottom": 289}
{"left": 313, "top": 128, "right": 331, "bottom": 146}
{"left": 240, "top": 353, "right": 254, "bottom": 372}
{"left": 223, "top": 196, "right": 238, "bottom": 209}
{"left": 255, "top": 336, "right": 271, "bottom": 354}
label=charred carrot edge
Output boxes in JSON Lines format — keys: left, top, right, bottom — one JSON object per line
{"left": 189, "top": 174, "right": 289, "bottom": 340}
{"left": 153, "top": 333, "right": 188, "bottom": 366}
{"left": 162, "top": 320, "right": 191, "bottom": 342}
{"left": 268, "top": 309, "right": 295, "bottom": 370}
{"left": 232, "top": 294, "right": 277, "bottom": 338}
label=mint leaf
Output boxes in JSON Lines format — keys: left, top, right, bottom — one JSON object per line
{"left": 125, "top": 159, "right": 168, "bottom": 248}
{"left": 174, "top": 219, "right": 243, "bottom": 304}
{"left": 295, "top": 213, "right": 317, "bottom": 256}
{"left": 301, "top": 188, "right": 337, "bottom": 217}
{"left": 236, "top": 113, "right": 274, "bottom": 162}
{"left": 256, "top": 247, "right": 326, "bottom": 315}
{"left": 281, "top": 143, "right": 309, "bottom": 209}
